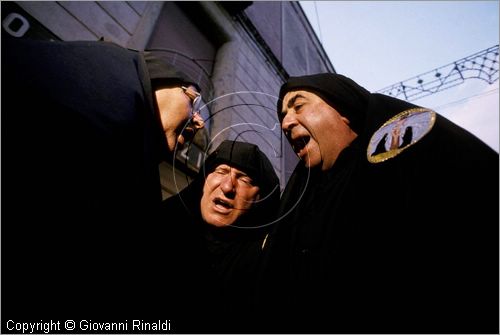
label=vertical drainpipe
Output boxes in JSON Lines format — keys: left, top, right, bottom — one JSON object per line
{"left": 196, "top": 2, "right": 240, "bottom": 153}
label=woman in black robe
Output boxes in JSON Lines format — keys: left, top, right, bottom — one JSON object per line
{"left": 2, "top": 37, "right": 204, "bottom": 321}
{"left": 257, "top": 73, "right": 499, "bottom": 333}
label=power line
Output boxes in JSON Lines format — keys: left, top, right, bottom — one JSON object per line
{"left": 432, "top": 87, "right": 499, "bottom": 111}
{"left": 313, "top": 1, "right": 323, "bottom": 43}
{"left": 377, "top": 45, "right": 499, "bottom": 101}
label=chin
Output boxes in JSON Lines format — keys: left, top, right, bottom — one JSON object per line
{"left": 206, "top": 216, "right": 233, "bottom": 227}
{"left": 303, "top": 158, "right": 321, "bottom": 169}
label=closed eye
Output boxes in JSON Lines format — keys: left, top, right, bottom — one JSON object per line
{"left": 239, "top": 176, "right": 254, "bottom": 185}
{"left": 214, "top": 167, "right": 230, "bottom": 175}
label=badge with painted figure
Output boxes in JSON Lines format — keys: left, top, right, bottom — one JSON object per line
{"left": 367, "top": 108, "right": 436, "bottom": 163}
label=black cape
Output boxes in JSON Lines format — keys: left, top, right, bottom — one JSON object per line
{"left": 259, "top": 74, "right": 499, "bottom": 333}
{"left": 2, "top": 38, "right": 194, "bottom": 322}
{"left": 157, "top": 140, "right": 280, "bottom": 332}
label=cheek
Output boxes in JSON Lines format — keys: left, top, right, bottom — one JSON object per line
{"left": 310, "top": 113, "right": 338, "bottom": 141}
{"left": 170, "top": 99, "right": 190, "bottom": 125}
{"left": 202, "top": 177, "right": 218, "bottom": 196}
{"left": 237, "top": 188, "right": 260, "bottom": 209}
{"left": 176, "top": 107, "right": 191, "bottom": 128}
{"left": 200, "top": 190, "right": 210, "bottom": 215}
{"left": 200, "top": 183, "right": 217, "bottom": 222}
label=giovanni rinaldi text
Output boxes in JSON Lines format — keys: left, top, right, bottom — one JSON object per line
{"left": 6, "top": 319, "right": 171, "bottom": 333}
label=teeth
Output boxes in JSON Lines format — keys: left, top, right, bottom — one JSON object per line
{"left": 215, "top": 198, "right": 232, "bottom": 208}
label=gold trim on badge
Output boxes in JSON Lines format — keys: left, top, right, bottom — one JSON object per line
{"left": 367, "top": 108, "right": 436, "bottom": 163}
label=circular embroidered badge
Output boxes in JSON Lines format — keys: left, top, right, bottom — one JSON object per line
{"left": 367, "top": 108, "right": 436, "bottom": 163}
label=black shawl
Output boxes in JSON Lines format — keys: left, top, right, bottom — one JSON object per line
{"left": 155, "top": 140, "right": 280, "bottom": 332}
{"left": 2, "top": 37, "right": 197, "bottom": 322}
{"left": 259, "top": 73, "right": 499, "bottom": 333}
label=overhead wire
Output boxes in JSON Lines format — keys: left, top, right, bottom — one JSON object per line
{"left": 313, "top": 1, "right": 323, "bottom": 43}
{"left": 432, "top": 87, "right": 499, "bottom": 111}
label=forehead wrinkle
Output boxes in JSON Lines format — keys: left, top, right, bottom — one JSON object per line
{"left": 215, "top": 164, "right": 250, "bottom": 178}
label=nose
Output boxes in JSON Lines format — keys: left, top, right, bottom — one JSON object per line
{"left": 220, "top": 172, "right": 236, "bottom": 198}
{"left": 176, "top": 134, "right": 185, "bottom": 148}
{"left": 281, "top": 111, "right": 297, "bottom": 134}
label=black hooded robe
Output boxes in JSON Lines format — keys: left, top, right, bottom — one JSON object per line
{"left": 157, "top": 140, "right": 280, "bottom": 332}
{"left": 2, "top": 38, "right": 193, "bottom": 321}
{"left": 258, "top": 74, "right": 499, "bottom": 334}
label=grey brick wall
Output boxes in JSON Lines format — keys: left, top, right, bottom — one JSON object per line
{"left": 7, "top": 1, "right": 334, "bottom": 193}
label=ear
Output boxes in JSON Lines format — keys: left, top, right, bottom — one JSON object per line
{"left": 340, "top": 116, "right": 351, "bottom": 125}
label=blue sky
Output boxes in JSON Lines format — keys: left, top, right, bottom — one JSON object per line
{"left": 300, "top": 1, "right": 499, "bottom": 151}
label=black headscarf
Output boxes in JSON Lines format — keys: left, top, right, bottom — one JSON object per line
{"left": 259, "top": 72, "right": 499, "bottom": 333}
{"left": 277, "top": 73, "right": 372, "bottom": 134}
{"left": 276, "top": 73, "right": 426, "bottom": 152}
{"left": 168, "top": 140, "right": 280, "bottom": 231}
{"left": 158, "top": 141, "right": 281, "bottom": 331}
{"left": 203, "top": 140, "right": 280, "bottom": 211}
{"left": 143, "top": 51, "right": 200, "bottom": 91}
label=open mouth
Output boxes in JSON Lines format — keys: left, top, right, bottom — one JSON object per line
{"left": 291, "top": 135, "right": 310, "bottom": 154}
{"left": 181, "top": 126, "right": 196, "bottom": 143}
{"left": 214, "top": 197, "right": 233, "bottom": 209}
